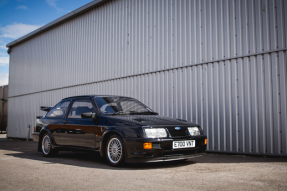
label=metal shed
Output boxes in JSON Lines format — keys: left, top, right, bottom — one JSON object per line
{"left": 0, "top": 85, "right": 8, "bottom": 133}
{"left": 6, "top": 0, "right": 287, "bottom": 156}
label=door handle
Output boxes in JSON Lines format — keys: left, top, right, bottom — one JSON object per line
{"left": 63, "top": 120, "right": 68, "bottom": 124}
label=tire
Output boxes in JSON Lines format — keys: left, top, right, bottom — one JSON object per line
{"left": 41, "top": 133, "right": 58, "bottom": 157}
{"left": 106, "top": 135, "right": 125, "bottom": 166}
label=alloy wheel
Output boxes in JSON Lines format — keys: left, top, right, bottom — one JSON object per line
{"left": 42, "top": 135, "right": 51, "bottom": 155}
{"left": 107, "top": 137, "right": 122, "bottom": 164}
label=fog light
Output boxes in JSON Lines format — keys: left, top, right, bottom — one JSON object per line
{"left": 143, "top": 142, "right": 152, "bottom": 149}
{"left": 205, "top": 139, "right": 207, "bottom": 145}
{"left": 152, "top": 143, "right": 161, "bottom": 149}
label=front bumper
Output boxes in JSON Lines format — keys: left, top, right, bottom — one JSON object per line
{"left": 123, "top": 136, "right": 207, "bottom": 163}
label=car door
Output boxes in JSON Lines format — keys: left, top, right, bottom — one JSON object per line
{"left": 61, "top": 99, "right": 97, "bottom": 148}
{"left": 43, "top": 100, "right": 72, "bottom": 145}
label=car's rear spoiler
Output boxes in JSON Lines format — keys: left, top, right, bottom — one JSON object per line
{"left": 40, "top": 106, "right": 52, "bottom": 112}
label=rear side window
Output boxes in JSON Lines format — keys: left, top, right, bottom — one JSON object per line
{"left": 68, "top": 100, "right": 94, "bottom": 119}
{"left": 46, "top": 101, "right": 71, "bottom": 118}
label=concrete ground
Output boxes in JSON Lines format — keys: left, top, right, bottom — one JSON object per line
{"left": 0, "top": 134, "right": 287, "bottom": 191}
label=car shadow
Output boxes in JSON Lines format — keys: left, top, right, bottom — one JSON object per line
{"left": 1, "top": 139, "right": 286, "bottom": 170}
{"left": 0, "top": 139, "right": 195, "bottom": 170}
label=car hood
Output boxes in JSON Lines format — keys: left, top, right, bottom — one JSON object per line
{"left": 103, "top": 115, "right": 199, "bottom": 126}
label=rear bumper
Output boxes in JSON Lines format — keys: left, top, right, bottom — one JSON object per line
{"left": 32, "top": 132, "right": 40, "bottom": 142}
{"left": 123, "top": 136, "right": 207, "bottom": 163}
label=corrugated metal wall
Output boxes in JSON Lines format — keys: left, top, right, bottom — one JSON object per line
{"left": 8, "top": 0, "right": 287, "bottom": 156}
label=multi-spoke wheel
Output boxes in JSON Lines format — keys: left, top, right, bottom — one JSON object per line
{"left": 41, "top": 133, "right": 58, "bottom": 157}
{"left": 106, "top": 135, "right": 125, "bottom": 166}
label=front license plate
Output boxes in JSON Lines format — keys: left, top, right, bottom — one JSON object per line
{"left": 173, "top": 140, "right": 195, "bottom": 149}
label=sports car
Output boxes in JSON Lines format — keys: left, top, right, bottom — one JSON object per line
{"left": 32, "top": 95, "right": 207, "bottom": 166}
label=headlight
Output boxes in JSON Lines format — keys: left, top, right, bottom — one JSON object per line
{"left": 188, "top": 127, "right": 200, "bottom": 136}
{"left": 145, "top": 128, "right": 167, "bottom": 138}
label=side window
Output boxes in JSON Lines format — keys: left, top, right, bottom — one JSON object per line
{"left": 46, "top": 101, "right": 71, "bottom": 118}
{"left": 68, "top": 100, "right": 94, "bottom": 119}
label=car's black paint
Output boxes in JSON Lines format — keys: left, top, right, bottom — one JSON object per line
{"left": 33, "top": 95, "right": 207, "bottom": 163}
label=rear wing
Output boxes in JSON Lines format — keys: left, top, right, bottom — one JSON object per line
{"left": 40, "top": 106, "right": 52, "bottom": 112}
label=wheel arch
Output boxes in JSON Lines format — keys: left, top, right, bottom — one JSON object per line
{"left": 100, "top": 130, "right": 124, "bottom": 157}
{"left": 38, "top": 128, "right": 54, "bottom": 152}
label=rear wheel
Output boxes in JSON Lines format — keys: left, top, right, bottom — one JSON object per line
{"left": 41, "top": 133, "right": 58, "bottom": 157}
{"left": 106, "top": 135, "right": 125, "bottom": 166}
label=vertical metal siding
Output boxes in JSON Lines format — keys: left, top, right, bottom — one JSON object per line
{"left": 7, "top": 0, "right": 287, "bottom": 156}
{"left": 8, "top": 0, "right": 287, "bottom": 97}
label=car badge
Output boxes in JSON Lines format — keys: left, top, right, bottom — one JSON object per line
{"left": 175, "top": 127, "right": 180, "bottom": 130}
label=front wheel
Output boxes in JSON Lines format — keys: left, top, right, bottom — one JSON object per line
{"left": 41, "top": 133, "right": 58, "bottom": 157}
{"left": 106, "top": 135, "right": 125, "bottom": 166}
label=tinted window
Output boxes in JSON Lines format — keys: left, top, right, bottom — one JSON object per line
{"left": 46, "top": 101, "right": 71, "bottom": 118}
{"left": 68, "top": 100, "right": 93, "bottom": 118}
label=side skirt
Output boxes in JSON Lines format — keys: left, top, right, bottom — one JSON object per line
{"left": 51, "top": 144, "right": 100, "bottom": 152}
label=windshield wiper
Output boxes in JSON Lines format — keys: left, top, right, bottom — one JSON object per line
{"left": 106, "top": 111, "right": 158, "bottom": 115}
{"left": 128, "top": 111, "right": 158, "bottom": 115}
{"left": 107, "top": 111, "right": 128, "bottom": 115}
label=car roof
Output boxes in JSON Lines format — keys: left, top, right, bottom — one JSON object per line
{"left": 62, "top": 95, "right": 132, "bottom": 100}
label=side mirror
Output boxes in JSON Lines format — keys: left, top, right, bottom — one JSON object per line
{"left": 81, "top": 112, "right": 95, "bottom": 119}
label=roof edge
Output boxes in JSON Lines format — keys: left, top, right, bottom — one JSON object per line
{"left": 6, "top": 0, "right": 107, "bottom": 48}
{"left": 62, "top": 95, "right": 131, "bottom": 100}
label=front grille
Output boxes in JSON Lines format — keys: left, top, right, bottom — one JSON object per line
{"left": 168, "top": 130, "right": 188, "bottom": 137}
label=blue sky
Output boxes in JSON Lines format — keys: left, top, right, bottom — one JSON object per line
{"left": 0, "top": 0, "right": 93, "bottom": 85}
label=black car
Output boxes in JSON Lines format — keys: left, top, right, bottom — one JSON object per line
{"left": 33, "top": 95, "right": 207, "bottom": 166}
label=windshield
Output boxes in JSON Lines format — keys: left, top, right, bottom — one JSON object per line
{"left": 94, "top": 96, "right": 157, "bottom": 115}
